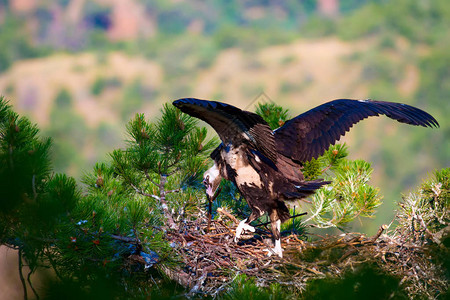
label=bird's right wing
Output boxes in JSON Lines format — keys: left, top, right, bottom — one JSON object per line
{"left": 274, "top": 99, "right": 439, "bottom": 163}
{"left": 173, "top": 98, "right": 277, "bottom": 163}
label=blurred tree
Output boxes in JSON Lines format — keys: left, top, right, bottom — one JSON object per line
{"left": 45, "top": 89, "right": 88, "bottom": 175}
{"left": 416, "top": 49, "right": 450, "bottom": 166}
{"left": 120, "top": 78, "right": 157, "bottom": 120}
{"left": 0, "top": 16, "right": 48, "bottom": 71}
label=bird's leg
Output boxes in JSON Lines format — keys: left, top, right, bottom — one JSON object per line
{"left": 264, "top": 210, "right": 283, "bottom": 258}
{"left": 206, "top": 194, "right": 212, "bottom": 232}
{"left": 206, "top": 187, "right": 222, "bottom": 232}
{"left": 234, "top": 211, "right": 260, "bottom": 243}
{"left": 270, "top": 220, "right": 283, "bottom": 258}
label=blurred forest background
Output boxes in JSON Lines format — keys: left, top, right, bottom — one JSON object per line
{"left": 0, "top": 0, "right": 448, "bottom": 235}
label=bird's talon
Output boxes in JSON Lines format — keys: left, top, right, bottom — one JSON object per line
{"left": 264, "top": 239, "right": 283, "bottom": 258}
{"left": 264, "top": 247, "right": 283, "bottom": 258}
{"left": 234, "top": 219, "right": 255, "bottom": 243}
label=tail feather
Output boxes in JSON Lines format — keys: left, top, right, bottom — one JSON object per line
{"left": 283, "top": 179, "right": 331, "bottom": 199}
{"left": 276, "top": 179, "right": 330, "bottom": 223}
{"left": 297, "top": 180, "right": 331, "bottom": 191}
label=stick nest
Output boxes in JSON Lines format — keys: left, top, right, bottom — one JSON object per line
{"left": 161, "top": 208, "right": 448, "bottom": 298}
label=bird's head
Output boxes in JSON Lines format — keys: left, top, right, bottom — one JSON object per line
{"left": 203, "top": 163, "right": 222, "bottom": 199}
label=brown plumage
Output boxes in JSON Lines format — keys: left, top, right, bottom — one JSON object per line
{"left": 173, "top": 98, "right": 439, "bottom": 257}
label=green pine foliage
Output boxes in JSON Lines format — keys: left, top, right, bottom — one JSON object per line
{"left": 303, "top": 157, "right": 322, "bottom": 180}
{"left": 395, "top": 168, "right": 450, "bottom": 242}
{"left": 255, "top": 102, "right": 291, "bottom": 130}
{"left": 0, "top": 97, "right": 219, "bottom": 298}
{"left": 0, "top": 97, "right": 54, "bottom": 231}
{"left": 306, "top": 158, "right": 382, "bottom": 229}
{"left": 0, "top": 96, "right": 85, "bottom": 298}
{"left": 0, "top": 98, "right": 52, "bottom": 212}
{"left": 106, "top": 104, "right": 218, "bottom": 229}
{"left": 220, "top": 274, "right": 292, "bottom": 300}
{"left": 301, "top": 262, "right": 408, "bottom": 300}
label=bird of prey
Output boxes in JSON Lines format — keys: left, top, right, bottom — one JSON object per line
{"left": 173, "top": 98, "right": 439, "bottom": 257}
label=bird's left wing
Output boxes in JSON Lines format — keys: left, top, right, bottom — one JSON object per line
{"left": 274, "top": 99, "right": 439, "bottom": 163}
{"left": 173, "top": 98, "right": 277, "bottom": 162}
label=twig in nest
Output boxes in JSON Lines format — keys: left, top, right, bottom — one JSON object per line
{"left": 217, "top": 207, "right": 239, "bottom": 224}
{"left": 216, "top": 219, "right": 234, "bottom": 234}
{"left": 366, "top": 224, "right": 388, "bottom": 244}
{"left": 338, "top": 248, "right": 358, "bottom": 262}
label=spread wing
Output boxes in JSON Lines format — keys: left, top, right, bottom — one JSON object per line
{"left": 274, "top": 99, "right": 439, "bottom": 163}
{"left": 173, "top": 98, "right": 277, "bottom": 162}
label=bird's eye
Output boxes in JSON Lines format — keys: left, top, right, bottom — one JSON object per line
{"left": 203, "top": 175, "right": 209, "bottom": 186}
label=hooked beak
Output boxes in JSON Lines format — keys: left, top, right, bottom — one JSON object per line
{"left": 203, "top": 163, "right": 222, "bottom": 201}
{"left": 203, "top": 179, "right": 215, "bottom": 199}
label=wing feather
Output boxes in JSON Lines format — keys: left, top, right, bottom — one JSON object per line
{"left": 275, "top": 99, "right": 439, "bottom": 163}
{"left": 173, "top": 98, "right": 277, "bottom": 162}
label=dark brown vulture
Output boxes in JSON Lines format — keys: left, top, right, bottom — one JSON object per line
{"left": 172, "top": 98, "right": 439, "bottom": 257}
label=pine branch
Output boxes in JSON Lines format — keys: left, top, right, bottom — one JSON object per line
{"left": 166, "top": 188, "right": 181, "bottom": 194}
{"left": 166, "top": 167, "right": 180, "bottom": 176}
{"left": 158, "top": 175, "right": 177, "bottom": 230}
{"left": 110, "top": 234, "right": 139, "bottom": 244}
{"left": 320, "top": 164, "right": 333, "bottom": 174}
{"left": 18, "top": 249, "right": 27, "bottom": 300}
{"left": 32, "top": 174, "right": 37, "bottom": 201}
{"left": 130, "top": 183, "right": 160, "bottom": 200}
{"left": 166, "top": 158, "right": 180, "bottom": 171}
{"left": 144, "top": 170, "right": 158, "bottom": 186}
{"left": 27, "top": 269, "right": 39, "bottom": 300}
{"left": 45, "top": 247, "right": 63, "bottom": 281}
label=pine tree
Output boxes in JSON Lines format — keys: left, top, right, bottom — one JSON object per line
{"left": 0, "top": 97, "right": 218, "bottom": 298}
{"left": 0, "top": 97, "right": 79, "bottom": 299}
